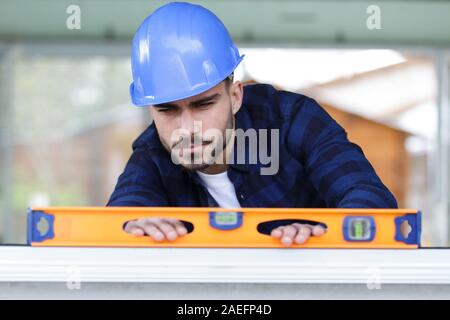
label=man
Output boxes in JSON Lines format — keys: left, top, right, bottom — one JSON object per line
{"left": 107, "top": 2, "right": 397, "bottom": 246}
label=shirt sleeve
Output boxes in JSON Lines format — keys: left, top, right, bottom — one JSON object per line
{"left": 287, "top": 96, "right": 398, "bottom": 209}
{"left": 106, "top": 147, "right": 169, "bottom": 207}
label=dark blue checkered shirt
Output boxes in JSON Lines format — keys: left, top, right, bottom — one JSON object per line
{"left": 107, "top": 84, "right": 397, "bottom": 209}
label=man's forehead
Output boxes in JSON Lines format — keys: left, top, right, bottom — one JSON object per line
{"left": 156, "top": 81, "right": 225, "bottom": 107}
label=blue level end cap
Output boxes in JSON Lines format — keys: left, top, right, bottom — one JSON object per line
{"left": 27, "top": 208, "right": 55, "bottom": 245}
{"left": 395, "top": 213, "right": 421, "bottom": 246}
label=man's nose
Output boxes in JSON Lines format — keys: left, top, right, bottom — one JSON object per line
{"left": 179, "top": 110, "right": 200, "bottom": 134}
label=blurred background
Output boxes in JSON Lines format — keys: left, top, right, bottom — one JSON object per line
{"left": 0, "top": 0, "right": 449, "bottom": 246}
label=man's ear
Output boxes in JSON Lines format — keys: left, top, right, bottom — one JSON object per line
{"left": 229, "top": 81, "right": 243, "bottom": 115}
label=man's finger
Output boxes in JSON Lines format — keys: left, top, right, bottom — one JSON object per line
{"left": 292, "top": 223, "right": 327, "bottom": 237}
{"left": 312, "top": 225, "right": 327, "bottom": 236}
{"left": 123, "top": 220, "right": 137, "bottom": 231}
{"left": 163, "top": 218, "right": 188, "bottom": 236}
{"left": 123, "top": 220, "right": 145, "bottom": 236}
{"left": 294, "top": 226, "right": 312, "bottom": 244}
{"left": 280, "top": 225, "right": 298, "bottom": 246}
{"left": 270, "top": 226, "right": 284, "bottom": 238}
{"left": 127, "top": 226, "right": 145, "bottom": 236}
{"left": 142, "top": 223, "right": 165, "bottom": 241}
{"left": 156, "top": 222, "right": 178, "bottom": 241}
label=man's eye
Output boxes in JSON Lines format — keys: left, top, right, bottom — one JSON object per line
{"left": 157, "top": 108, "right": 174, "bottom": 113}
{"left": 197, "top": 102, "right": 213, "bottom": 108}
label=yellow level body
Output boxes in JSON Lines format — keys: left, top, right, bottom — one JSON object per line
{"left": 27, "top": 207, "right": 421, "bottom": 249}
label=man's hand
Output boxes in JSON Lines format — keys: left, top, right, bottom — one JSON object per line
{"left": 124, "top": 218, "right": 326, "bottom": 246}
{"left": 123, "top": 218, "right": 188, "bottom": 242}
{"left": 270, "top": 223, "right": 327, "bottom": 246}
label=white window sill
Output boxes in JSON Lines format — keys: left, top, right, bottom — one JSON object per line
{"left": 0, "top": 246, "right": 449, "bottom": 284}
{"left": 2, "top": 246, "right": 450, "bottom": 299}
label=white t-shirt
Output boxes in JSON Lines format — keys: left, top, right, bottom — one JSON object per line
{"left": 196, "top": 171, "right": 242, "bottom": 208}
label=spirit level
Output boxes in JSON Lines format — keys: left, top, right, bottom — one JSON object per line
{"left": 27, "top": 207, "right": 421, "bottom": 248}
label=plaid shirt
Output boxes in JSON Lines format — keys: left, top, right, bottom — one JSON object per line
{"left": 107, "top": 83, "right": 397, "bottom": 209}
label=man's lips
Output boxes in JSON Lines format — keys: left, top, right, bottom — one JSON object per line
{"left": 175, "top": 141, "right": 212, "bottom": 155}
{"left": 187, "top": 141, "right": 211, "bottom": 150}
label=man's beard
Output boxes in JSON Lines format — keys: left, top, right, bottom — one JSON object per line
{"left": 161, "top": 112, "right": 235, "bottom": 172}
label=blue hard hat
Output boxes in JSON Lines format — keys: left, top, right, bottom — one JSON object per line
{"left": 129, "top": 2, "right": 244, "bottom": 106}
